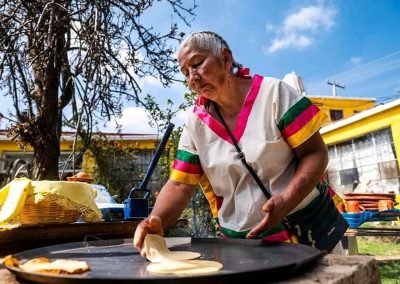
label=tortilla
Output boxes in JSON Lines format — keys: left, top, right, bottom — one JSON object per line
{"left": 144, "top": 234, "right": 201, "bottom": 262}
{"left": 144, "top": 234, "right": 223, "bottom": 276}
{"left": 147, "top": 259, "right": 223, "bottom": 276}
{"left": 3, "top": 255, "right": 89, "bottom": 275}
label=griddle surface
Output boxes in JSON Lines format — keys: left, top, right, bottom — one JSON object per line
{"left": 6, "top": 238, "right": 325, "bottom": 283}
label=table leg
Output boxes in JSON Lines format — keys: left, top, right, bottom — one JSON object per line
{"left": 345, "top": 235, "right": 359, "bottom": 255}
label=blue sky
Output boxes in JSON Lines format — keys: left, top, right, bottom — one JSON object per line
{"left": 1, "top": 0, "right": 400, "bottom": 133}
{"left": 185, "top": 0, "right": 400, "bottom": 100}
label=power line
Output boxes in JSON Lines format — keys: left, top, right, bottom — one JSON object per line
{"left": 336, "top": 59, "right": 400, "bottom": 85}
{"left": 324, "top": 50, "right": 400, "bottom": 100}
{"left": 327, "top": 50, "right": 400, "bottom": 81}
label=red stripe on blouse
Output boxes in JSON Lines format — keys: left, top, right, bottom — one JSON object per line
{"left": 172, "top": 159, "right": 203, "bottom": 174}
{"left": 262, "top": 229, "right": 291, "bottom": 242}
{"left": 281, "top": 104, "right": 320, "bottom": 139}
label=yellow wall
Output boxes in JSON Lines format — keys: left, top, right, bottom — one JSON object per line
{"left": 321, "top": 104, "right": 400, "bottom": 170}
{"left": 0, "top": 141, "right": 22, "bottom": 152}
{"left": 0, "top": 136, "right": 160, "bottom": 152}
{"left": 390, "top": 120, "right": 400, "bottom": 170}
{"left": 0, "top": 135, "right": 161, "bottom": 163}
{"left": 309, "top": 97, "right": 375, "bottom": 126}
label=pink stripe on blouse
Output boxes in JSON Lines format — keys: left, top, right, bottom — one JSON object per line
{"left": 194, "top": 103, "right": 231, "bottom": 142}
{"left": 281, "top": 104, "right": 320, "bottom": 139}
{"left": 193, "top": 74, "right": 264, "bottom": 144}
{"left": 233, "top": 74, "right": 263, "bottom": 141}
{"left": 262, "top": 229, "right": 291, "bottom": 242}
{"left": 173, "top": 159, "right": 203, "bottom": 174}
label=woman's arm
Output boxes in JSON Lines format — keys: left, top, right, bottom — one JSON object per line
{"left": 133, "top": 179, "right": 197, "bottom": 255}
{"left": 281, "top": 131, "right": 329, "bottom": 214}
{"left": 246, "top": 131, "right": 328, "bottom": 238}
{"left": 150, "top": 179, "right": 197, "bottom": 229}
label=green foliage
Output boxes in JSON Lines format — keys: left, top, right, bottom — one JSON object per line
{"left": 0, "top": 0, "right": 196, "bottom": 180}
{"left": 145, "top": 88, "right": 218, "bottom": 238}
{"left": 378, "top": 261, "right": 400, "bottom": 284}
{"left": 190, "top": 188, "right": 219, "bottom": 238}
{"left": 143, "top": 90, "right": 196, "bottom": 177}
{"left": 357, "top": 236, "right": 400, "bottom": 284}
{"left": 84, "top": 138, "right": 139, "bottom": 202}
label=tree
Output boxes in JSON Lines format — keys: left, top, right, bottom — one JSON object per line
{"left": 0, "top": 0, "right": 195, "bottom": 180}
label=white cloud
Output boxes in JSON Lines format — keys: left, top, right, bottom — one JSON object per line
{"left": 266, "top": 22, "right": 275, "bottom": 32}
{"left": 101, "top": 71, "right": 191, "bottom": 134}
{"left": 142, "top": 75, "right": 163, "bottom": 87}
{"left": 103, "top": 107, "right": 158, "bottom": 133}
{"left": 267, "top": 34, "right": 312, "bottom": 54}
{"left": 265, "top": 4, "right": 337, "bottom": 53}
{"left": 283, "top": 6, "right": 336, "bottom": 33}
{"left": 350, "top": 57, "right": 362, "bottom": 65}
{"left": 172, "top": 109, "right": 189, "bottom": 127}
{"left": 102, "top": 103, "right": 189, "bottom": 134}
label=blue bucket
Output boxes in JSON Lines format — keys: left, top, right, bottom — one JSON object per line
{"left": 123, "top": 188, "right": 152, "bottom": 219}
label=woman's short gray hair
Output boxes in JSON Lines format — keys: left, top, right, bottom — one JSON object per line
{"left": 178, "top": 31, "right": 243, "bottom": 72}
{"left": 178, "top": 31, "right": 230, "bottom": 57}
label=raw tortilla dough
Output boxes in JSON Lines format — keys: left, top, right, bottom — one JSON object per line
{"left": 144, "top": 234, "right": 223, "bottom": 276}
{"left": 144, "top": 234, "right": 201, "bottom": 262}
{"left": 147, "top": 259, "right": 223, "bottom": 275}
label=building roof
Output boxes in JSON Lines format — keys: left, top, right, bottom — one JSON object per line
{"left": 60, "top": 132, "right": 161, "bottom": 141}
{"left": 0, "top": 130, "right": 161, "bottom": 141}
{"left": 307, "top": 95, "right": 376, "bottom": 101}
{"left": 320, "top": 98, "right": 400, "bottom": 134}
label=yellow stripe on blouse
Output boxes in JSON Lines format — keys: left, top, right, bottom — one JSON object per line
{"left": 285, "top": 111, "right": 327, "bottom": 148}
{"left": 199, "top": 175, "right": 219, "bottom": 218}
{"left": 170, "top": 169, "right": 201, "bottom": 185}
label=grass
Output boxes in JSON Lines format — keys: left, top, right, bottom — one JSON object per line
{"left": 358, "top": 237, "right": 400, "bottom": 256}
{"left": 357, "top": 236, "right": 400, "bottom": 284}
{"left": 378, "top": 262, "right": 400, "bottom": 284}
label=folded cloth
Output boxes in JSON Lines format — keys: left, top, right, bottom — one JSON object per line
{"left": 0, "top": 179, "right": 31, "bottom": 225}
{"left": 0, "top": 178, "right": 103, "bottom": 230}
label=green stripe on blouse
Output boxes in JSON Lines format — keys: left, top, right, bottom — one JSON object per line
{"left": 176, "top": 149, "right": 200, "bottom": 164}
{"left": 220, "top": 223, "right": 287, "bottom": 239}
{"left": 278, "top": 97, "right": 312, "bottom": 130}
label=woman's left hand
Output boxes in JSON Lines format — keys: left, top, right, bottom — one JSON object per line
{"left": 246, "top": 194, "right": 289, "bottom": 239}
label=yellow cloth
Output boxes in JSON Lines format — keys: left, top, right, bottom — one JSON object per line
{"left": 0, "top": 179, "right": 31, "bottom": 224}
{"left": 0, "top": 178, "right": 103, "bottom": 230}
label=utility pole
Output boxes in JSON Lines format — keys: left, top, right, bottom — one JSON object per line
{"left": 327, "top": 80, "right": 345, "bottom": 96}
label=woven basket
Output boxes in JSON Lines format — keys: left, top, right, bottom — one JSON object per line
{"left": 19, "top": 200, "right": 81, "bottom": 225}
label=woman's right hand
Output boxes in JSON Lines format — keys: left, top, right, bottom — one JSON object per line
{"left": 133, "top": 215, "right": 164, "bottom": 257}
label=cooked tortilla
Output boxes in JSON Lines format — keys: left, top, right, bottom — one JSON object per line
{"left": 144, "top": 234, "right": 201, "bottom": 262}
{"left": 147, "top": 259, "right": 223, "bottom": 275}
{"left": 3, "top": 255, "right": 89, "bottom": 275}
{"left": 144, "top": 234, "right": 223, "bottom": 276}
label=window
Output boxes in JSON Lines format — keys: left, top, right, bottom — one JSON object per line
{"left": 378, "top": 161, "right": 399, "bottom": 179}
{"left": 330, "top": 109, "right": 343, "bottom": 121}
{"left": 335, "top": 140, "right": 353, "bottom": 156}
{"left": 353, "top": 134, "right": 373, "bottom": 150}
{"left": 339, "top": 168, "right": 359, "bottom": 185}
{"left": 328, "top": 145, "right": 336, "bottom": 156}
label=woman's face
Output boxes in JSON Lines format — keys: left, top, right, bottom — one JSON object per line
{"left": 178, "top": 45, "right": 230, "bottom": 99}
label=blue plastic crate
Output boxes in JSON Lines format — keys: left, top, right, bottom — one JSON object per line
{"left": 342, "top": 211, "right": 379, "bottom": 228}
{"left": 342, "top": 209, "right": 399, "bottom": 228}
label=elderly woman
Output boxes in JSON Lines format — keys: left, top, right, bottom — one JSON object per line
{"left": 134, "top": 31, "right": 347, "bottom": 254}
